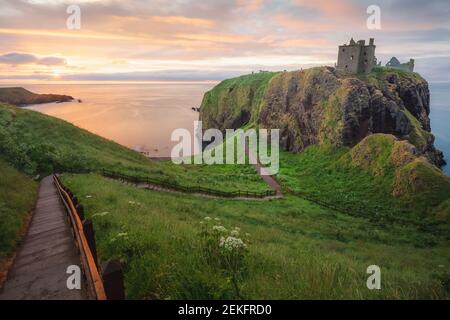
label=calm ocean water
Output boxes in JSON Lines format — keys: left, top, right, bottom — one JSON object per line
{"left": 2, "top": 81, "right": 449, "bottom": 174}
{"left": 429, "top": 83, "right": 450, "bottom": 175}
{"left": 19, "top": 82, "right": 216, "bottom": 157}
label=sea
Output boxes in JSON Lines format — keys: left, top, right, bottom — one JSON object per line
{"left": 20, "top": 82, "right": 216, "bottom": 157}
{"left": 1, "top": 81, "right": 449, "bottom": 175}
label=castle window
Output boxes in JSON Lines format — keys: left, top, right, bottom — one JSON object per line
{"left": 350, "top": 55, "right": 354, "bottom": 60}
{"left": 342, "top": 48, "right": 345, "bottom": 52}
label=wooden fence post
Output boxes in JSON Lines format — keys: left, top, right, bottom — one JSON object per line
{"left": 101, "top": 259, "right": 125, "bottom": 300}
{"left": 82, "top": 219, "right": 98, "bottom": 266}
{"left": 76, "top": 204, "right": 85, "bottom": 221}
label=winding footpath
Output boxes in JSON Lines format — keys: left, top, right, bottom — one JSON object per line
{"left": 0, "top": 176, "right": 86, "bottom": 300}
{"left": 245, "top": 144, "right": 283, "bottom": 196}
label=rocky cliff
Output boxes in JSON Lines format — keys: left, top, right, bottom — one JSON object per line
{"left": 0, "top": 87, "right": 73, "bottom": 106}
{"left": 200, "top": 66, "right": 445, "bottom": 167}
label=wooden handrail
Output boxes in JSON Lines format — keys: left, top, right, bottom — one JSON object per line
{"left": 53, "top": 175, "right": 107, "bottom": 300}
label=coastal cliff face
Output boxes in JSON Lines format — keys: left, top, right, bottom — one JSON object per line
{"left": 200, "top": 66, "right": 445, "bottom": 167}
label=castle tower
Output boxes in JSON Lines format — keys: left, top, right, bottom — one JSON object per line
{"left": 337, "top": 38, "right": 376, "bottom": 74}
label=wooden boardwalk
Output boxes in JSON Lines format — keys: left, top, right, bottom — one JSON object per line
{"left": 0, "top": 176, "right": 87, "bottom": 300}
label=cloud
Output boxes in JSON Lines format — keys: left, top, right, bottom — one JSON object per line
{"left": 150, "top": 16, "right": 214, "bottom": 28}
{"left": 0, "top": 0, "right": 449, "bottom": 81}
{"left": 235, "top": 0, "right": 263, "bottom": 12}
{"left": 0, "top": 52, "right": 37, "bottom": 64}
{"left": 38, "top": 56, "right": 66, "bottom": 65}
{"left": 0, "top": 52, "right": 66, "bottom": 65}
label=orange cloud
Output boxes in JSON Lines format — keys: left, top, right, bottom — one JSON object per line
{"left": 0, "top": 28, "right": 136, "bottom": 40}
{"left": 277, "top": 38, "right": 329, "bottom": 48}
{"left": 235, "top": 0, "right": 263, "bottom": 12}
{"left": 150, "top": 16, "right": 214, "bottom": 28}
{"left": 176, "top": 32, "right": 254, "bottom": 44}
{"left": 292, "top": 0, "right": 360, "bottom": 18}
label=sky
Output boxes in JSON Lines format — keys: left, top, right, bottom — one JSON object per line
{"left": 0, "top": 0, "right": 449, "bottom": 82}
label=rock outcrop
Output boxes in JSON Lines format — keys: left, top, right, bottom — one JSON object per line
{"left": 0, "top": 87, "right": 74, "bottom": 106}
{"left": 200, "top": 66, "right": 445, "bottom": 167}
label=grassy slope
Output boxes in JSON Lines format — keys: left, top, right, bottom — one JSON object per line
{"left": 200, "top": 72, "right": 279, "bottom": 128}
{"left": 0, "top": 160, "right": 37, "bottom": 261}
{"left": 0, "top": 103, "right": 269, "bottom": 193}
{"left": 278, "top": 135, "right": 450, "bottom": 221}
{"left": 62, "top": 173, "right": 450, "bottom": 299}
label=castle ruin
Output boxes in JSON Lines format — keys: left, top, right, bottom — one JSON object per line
{"left": 386, "top": 57, "right": 415, "bottom": 72}
{"left": 336, "top": 38, "right": 377, "bottom": 74}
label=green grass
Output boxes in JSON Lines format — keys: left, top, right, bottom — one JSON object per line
{"left": 200, "top": 71, "right": 279, "bottom": 129}
{"left": 0, "top": 160, "right": 37, "bottom": 261}
{"left": 277, "top": 137, "right": 450, "bottom": 222}
{"left": 278, "top": 145, "right": 404, "bottom": 217}
{"left": 61, "top": 173, "right": 450, "bottom": 299}
{"left": 0, "top": 103, "right": 269, "bottom": 193}
{"left": 367, "top": 66, "right": 425, "bottom": 82}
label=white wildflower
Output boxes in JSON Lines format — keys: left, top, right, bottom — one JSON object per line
{"left": 219, "top": 236, "right": 226, "bottom": 247}
{"left": 85, "top": 195, "right": 93, "bottom": 199}
{"left": 214, "top": 217, "right": 220, "bottom": 221}
{"left": 230, "top": 230, "right": 239, "bottom": 237}
{"left": 212, "top": 225, "right": 227, "bottom": 233}
{"left": 117, "top": 232, "right": 128, "bottom": 237}
{"left": 204, "top": 216, "right": 212, "bottom": 221}
{"left": 222, "top": 236, "right": 246, "bottom": 251}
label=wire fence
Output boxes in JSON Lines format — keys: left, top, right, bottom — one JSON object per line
{"left": 101, "top": 169, "right": 277, "bottom": 199}
{"left": 55, "top": 167, "right": 432, "bottom": 228}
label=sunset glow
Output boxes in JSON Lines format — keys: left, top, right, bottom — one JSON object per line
{"left": 0, "top": 0, "right": 449, "bottom": 82}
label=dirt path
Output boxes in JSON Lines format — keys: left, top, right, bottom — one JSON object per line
{"left": 245, "top": 144, "right": 283, "bottom": 196}
{"left": 0, "top": 176, "right": 87, "bottom": 300}
{"left": 147, "top": 147, "right": 283, "bottom": 197}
